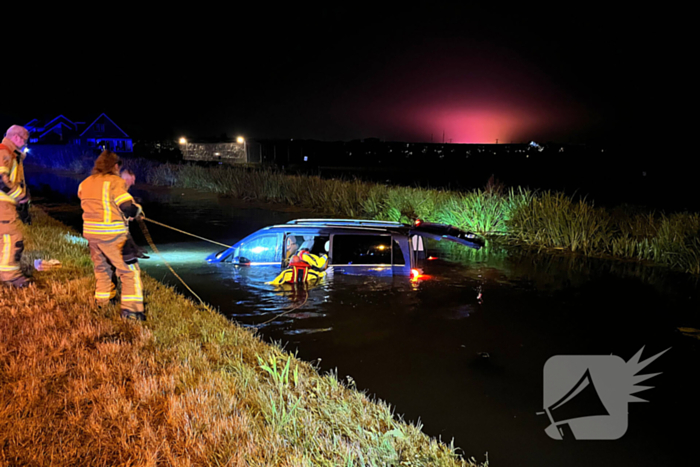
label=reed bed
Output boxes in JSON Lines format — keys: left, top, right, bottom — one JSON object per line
{"left": 25, "top": 150, "right": 700, "bottom": 273}
{"left": 147, "top": 163, "right": 700, "bottom": 274}
{"left": 1, "top": 208, "right": 484, "bottom": 467}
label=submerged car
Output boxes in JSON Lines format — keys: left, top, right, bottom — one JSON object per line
{"left": 206, "top": 218, "right": 485, "bottom": 277}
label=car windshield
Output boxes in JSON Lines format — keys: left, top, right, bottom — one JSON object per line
{"left": 238, "top": 234, "right": 281, "bottom": 264}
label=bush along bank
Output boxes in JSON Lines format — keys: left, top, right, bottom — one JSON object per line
{"left": 146, "top": 163, "right": 700, "bottom": 275}
{"left": 0, "top": 208, "right": 485, "bottom": 467}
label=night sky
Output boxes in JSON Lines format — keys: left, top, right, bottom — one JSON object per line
{"left": 3, "top": 6, "right": 689, "bottom": 151}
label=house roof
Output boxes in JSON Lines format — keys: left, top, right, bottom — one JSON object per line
{"left": 40, "top": 121, "right": 77, "bottom": 139}
{"left": 25, "top": 113, "right": 129, "bottom": 139}
{"left": 80, "top": 113, "right": 129, "bottom": 138}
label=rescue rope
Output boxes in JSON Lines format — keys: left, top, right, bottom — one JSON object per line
{"left": 136, "top": 217, "right": 212, "bottom": 310}
{"left": 142, "top": 218, "right": 233, "bottom": 249}
{"left": 256, "top": 292, "right": 309, "bottom": 326}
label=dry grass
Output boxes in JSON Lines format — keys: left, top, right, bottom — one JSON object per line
{"left": 0, "top": 209, "right": 485, "bottom": 467}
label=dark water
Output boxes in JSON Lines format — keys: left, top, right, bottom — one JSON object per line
{"left": 28, "top": 170, "right": 700, "bottom": 467}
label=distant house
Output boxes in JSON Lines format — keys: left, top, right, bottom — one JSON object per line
{"left": 25, "top": 113, "right": 133, "bottom": 152}
{"left": 181, "top": 137, "right": 248, "bottom": 163}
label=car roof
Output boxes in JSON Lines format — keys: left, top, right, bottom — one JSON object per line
{"left": 256, "top": 220, "right": 409, "bottom": 235}
{"left": 277, "top": 219, "right": 485, "bottom": 249}
{"left": 286, "top": 218, "right": 405, "bottom": 227}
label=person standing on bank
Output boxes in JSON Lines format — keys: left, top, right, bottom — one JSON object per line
{"left": 0, "top": 125, "right": 31, "bottom": 288}
{"left": 78, "top": 150, "right": 146, "bottom": 320}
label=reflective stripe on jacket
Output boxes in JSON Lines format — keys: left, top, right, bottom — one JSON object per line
{"left": 78, "top": 174, "right": 134, "bottom": 237}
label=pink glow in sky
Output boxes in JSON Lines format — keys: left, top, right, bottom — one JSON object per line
{"left": 397, "top": 107, "right": 540, "bottom": 144}
{"left": 335, "top": 40, "right": 589, "bottom": 143}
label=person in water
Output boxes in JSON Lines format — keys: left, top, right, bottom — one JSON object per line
{"left": 270, "top": 239, "right": 329, "bottom": 285}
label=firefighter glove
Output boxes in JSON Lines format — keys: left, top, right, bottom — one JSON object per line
{"left": 17, "top": 201, "right": 31, "bottom": 225}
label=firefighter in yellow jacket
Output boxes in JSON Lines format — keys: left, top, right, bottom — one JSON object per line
{"left": 269, "top": 248, "right": 328, "bottom": 285}
{"left": 0, "top": 125, "right": 31, "bottom": 288}
{"left": 78, "top": 150, "right": 146, "bottom": 320}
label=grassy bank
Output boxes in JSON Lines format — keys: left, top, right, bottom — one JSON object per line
{"left": 144, "top": 163, "right": 700, "bottom": 275}
{"left": 1, "top": 208, "right": 484, "bottom": 466}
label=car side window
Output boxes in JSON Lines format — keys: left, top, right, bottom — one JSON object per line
{"left": 236, "top": 234, "right": 281, "bottom": 264}
{"left": 331, "top": 234, "right": 392, "bottom": 265}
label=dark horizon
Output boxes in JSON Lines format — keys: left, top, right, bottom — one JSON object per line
{"left": 3, "top": 5, "right": 690, "bottom": 158}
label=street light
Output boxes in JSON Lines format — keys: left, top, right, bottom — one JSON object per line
{"left": 236, "top": 136, "right": 247, "bottom": 162}
{"left": 178, "top": 137, "right": 189, "bottom": 160}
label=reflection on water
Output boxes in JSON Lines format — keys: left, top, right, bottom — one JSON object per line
{"left": 27, "top": 168, "right": 700, "bottom": 467}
